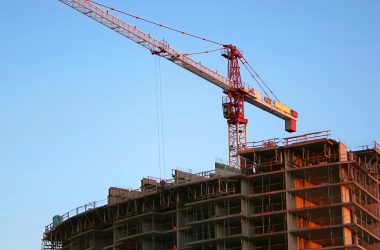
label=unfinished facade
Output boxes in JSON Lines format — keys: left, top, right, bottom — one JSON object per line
{"left": 42, "top": 131, "right": 380, "bottom": 250}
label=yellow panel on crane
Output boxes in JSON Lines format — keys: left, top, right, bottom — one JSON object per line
{"left": 274, "top": 101, "right": 291, "bottom": 114}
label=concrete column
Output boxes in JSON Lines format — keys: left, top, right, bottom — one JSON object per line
{"left": 339, "top": 143, "right": 347, "bottom": 162}
{"left": 176, "top": 191, "right": 184, "bottom": 250}
{"left": 285, "top": 149, "right": 298, "bottom": 250}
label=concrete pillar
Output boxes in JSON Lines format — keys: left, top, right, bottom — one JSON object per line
{"left": 339, "top": 143, "right": 347, "bottom": 162}
{"left": 285, "top": 149, "right": 298, "bottom": 250}
{"left": 341, "top": 186, "right": 350, "bottom": 203}
{"left": 343, "top": 227, "right": 353, "bottom": 246}
{"left": 176, "top": 191, "right": 183, "bottom": 250}
{"left": 242, "top": 239, "right": 254, "bottom": 250}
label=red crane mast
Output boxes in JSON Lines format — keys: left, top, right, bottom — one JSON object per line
{"left": 58, "top": 0, "right": 298, "bottom": 168}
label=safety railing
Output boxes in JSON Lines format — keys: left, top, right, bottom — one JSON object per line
{"left": 290, "top": 193, "right": 350, "bottom": 209}
{"left": 292, "top": 175, "right": 341, "bottom": 188}
{"left": 254, "top": 222, "right": 286, "bottom": 235}
{"left": 297, "top": 215, "right": 380, "bottom": 235}
{"left": 44, "top": 199, "right": 107, "bottom": 233}
{"left": 287, "top": 153, "right": 340, "bottom": 169}
{"left": 254, "top": 244, "right": 287, "bottom": 250}
{"left": 296, "top": 236, "right": 379, "bottom": 250}
{"left": 109, "top": 168, "right": 222, "bottom": 206}
{"left": 296, "top": 236, "right": 353, "bottom": 249}
{"left": 251, "top": 181, "right": 285, "bottom": 194}
{"left": 295, "top": 215, "right": 352, "bottom": 229}
{"left": 350, "top": 152, "right": 380, "bottom": 182}
{"left": 283, "top": 130, "right": 331, "bottom": 145}
{"left": 244, "top": 138, "right": 280, "bottom": 149}
{"left": 355, "top": 216, "right": 380, "bottom": 237}
{"left": 116, "top": 225, "right": 141, "bottom": 240}
{"left": 215, "top": 205, "right": 241, "bottom": 217}
{"left": 243, "top": 130, "right": 331, "bottom": 152}
{"left": 252, "top": 202, "right": 285, "bottom": 214}
{"left": 191, "top": 230, "right": 215, "bottom": 242}
{"left": 358, "top": 237, "right": 380, "bottom": 250}
{"left": 352, "top": 195, "right": 380, "bottom": 218}
{"left": 190, "top": 225, "right": 241, "bottom": 242}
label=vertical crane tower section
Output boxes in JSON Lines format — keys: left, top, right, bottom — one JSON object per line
{"left": 222, "top": 45, "right": 248, "bottom": 168}
{"left": 58, "top": 0, "right": 298, "bottom": 168}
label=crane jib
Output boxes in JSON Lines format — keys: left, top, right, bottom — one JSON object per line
{"left": 58, "top": 0, "right": 298, "bottom": 136}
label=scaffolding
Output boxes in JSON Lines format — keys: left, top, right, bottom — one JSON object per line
{"left": 42, "top": 131, "right": 380, "bottom": 250}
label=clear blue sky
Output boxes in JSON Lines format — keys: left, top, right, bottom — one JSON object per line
{"left": 0, "top": 0, "right": 379, "bottom": 249}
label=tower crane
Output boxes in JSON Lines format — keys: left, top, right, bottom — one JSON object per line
{"left": 58, "top": 0, "right": 298, "bottom": 168}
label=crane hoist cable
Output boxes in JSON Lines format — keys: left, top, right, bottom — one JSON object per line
{"left": 158, "top": 57, "right": 166, "bottom": 179}
{"left": 154, "top": 56, "right": 166, "bottom": 179}
{"left": 154, "top": 56, "right": 162, "bottom": 179}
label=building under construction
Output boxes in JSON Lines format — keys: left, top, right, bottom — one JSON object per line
{"left": 42, "top": 131, "right": 380, "bottom": 250}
